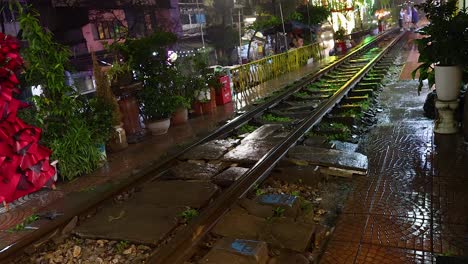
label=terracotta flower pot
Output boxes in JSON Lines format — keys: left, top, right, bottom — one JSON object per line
{"left": 201, "top": 101, "right": 213, "bottom": 114}
{"left": 171, "top": 108, "right": 188, "bottom": 126}
{"left": 146, "top": 118, "right": 171, "bottom": 135}
{"left": 192, "top": 101, "right": 203, "bottom": 115}
{"left": 210, "top": 87, "right": 217, "bottom": 109}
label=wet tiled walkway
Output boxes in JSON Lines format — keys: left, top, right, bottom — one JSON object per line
{"left": 321, "top": 35, "right": 468, "bottom": 263}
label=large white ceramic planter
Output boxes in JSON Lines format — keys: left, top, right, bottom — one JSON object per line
{"left": 435, "top": 65, "right": 462, "bottom": 101}
{"left": 146, "top": 118, "right": 171, "bottom": 135}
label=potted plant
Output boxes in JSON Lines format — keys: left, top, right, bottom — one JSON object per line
{"left": 171, "top": 95, "right": 191, "bottom": 125}
{"left": 412, "top": 0, "right": 468, "bottom": 101}
{"left": 123, "top": 31, "right": 180, "bottom": 135}
{"left": 334, "top": 27, "right": 347, "bottom": 54}
{"left": 92, "top": 53, "right": 128, "bottom": 151}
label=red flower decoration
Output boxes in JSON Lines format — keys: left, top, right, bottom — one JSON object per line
{"left": 0, "top": 33, "right": 56, "bottom": 204}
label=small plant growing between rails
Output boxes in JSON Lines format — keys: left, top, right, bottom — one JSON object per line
{"left": 261, "top": 114, "right": 292, "bottom": 123}
{"left": 179, "top": 207, "right": 199, "bottom": 222}
{"left": 255, "top": 188, "right": 266, "bottom": 196}
{"left": 8, "top": 214, "right": 39, "bottom": 232}
{"left": 291, "top": 190, "right": 301, "bottom": 197}
{"left": 116, "top": 240, "right": 129, "bottom": 253}
{"left": 272, "top": 207, "right": 285, "bottom": 217}
{"left": 253, "top": 184, "right": 266, "bottom": 196}
{"left": 294, "top": 91, "right": 310, "bottom": 99}
{"left": 238, "top": 124, "right": 258, "bottom": 134}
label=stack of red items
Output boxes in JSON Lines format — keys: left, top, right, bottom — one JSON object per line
{"left": 0, "top": 33, "right": 56, "bottom": 206}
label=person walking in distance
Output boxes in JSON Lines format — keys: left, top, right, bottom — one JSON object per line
{"left": 399, "top": 8, "right": 405, "bottom": 30}
{"left": 411, "top": 6, "right": 419, "bottom": 31}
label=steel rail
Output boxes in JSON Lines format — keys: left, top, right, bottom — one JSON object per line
{"left": 0, "top": 30, "right": 395, "bottom": 263}
{"left": 149, "top": 30, "right": 405, "bottom": 264}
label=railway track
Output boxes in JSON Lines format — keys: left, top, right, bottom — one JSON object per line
{"left": 4, "top": 29, "right": 406, "bottom": 264}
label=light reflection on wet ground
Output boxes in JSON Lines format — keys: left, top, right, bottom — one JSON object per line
{"left": 321, "top": 36, "right": 468, "bottom": 262}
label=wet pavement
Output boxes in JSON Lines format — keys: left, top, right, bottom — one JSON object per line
{"left": 320, "top": 34, "right": 468, "bottom": 263}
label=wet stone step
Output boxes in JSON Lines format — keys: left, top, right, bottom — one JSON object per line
{"left": 306, "top": 88, "right": 335, "bottom": 94}
{"left": 362, "top": 77, "right": 383, "bottom": 83}
{"left": 169, "top": 161, "right": 228, "bottom": 180}
{"left": 74, "top": 182, "right": 220, "bottom": 244}
{"left": 213, "top": 167, "right": 250, "bottom": 187}
{"left": 324, "top": 74, "right": 354, "bottom": 79}
{"left": 74, "top": 203, "right": 183, "bottom": 245}
{"left": 270, "top": 110, "right": 310, "bottom": 119}
{"left": 343, "top": 95, "right": 369, "bottom": 104}
{"left": 303, "top": 135, "right": 334, "bottom": 148}
{"left": 293, "top": 94, "right": 330, "bottom": 100}
{"left": 326, "top": 115, "right": 358, "bottom": 126}
{"left": 349, "top": 89, "right": 373, "bottom": 97}
{"left": 373, "top": 65, "right": 391, "bottom": 70}
{"left": 242, "top": 124, "right": 283, "bottom": 143}
{"left": 331, "top": 104, "right": 362, "bottom": 115}
{"left": 283, "top": 100, "right": 320, "bottom": 108}
{"left": 223, "top": 140, "right": 278, "bottom": 164}
{"left": 275, "top": 104, "right": 317, "bottom": 112}
{"left": 336, "top": 70, "right": 359, "bottom": 75}
{"left": 131, "top": 180, "right": 220, "bottom": 208}
{"left": 349, "top": 59, "right": 370, "bottom": 63}
{"left": 179, "top": 139, "right": 240, "bottom": 160}
{"left": 270, "top": 166, "right": 323, "bottom": 186}
{"left": 330, "top": 141, "right": 359, "bottom": 153}
{"left": 357, "top": 82, "right": 380, "bottom": 90}
{"left": 367, "top": 73, "right": 385, "bottom": 79}
{"left": 212, "top": 209, "right": 316, "bottom": 252}
{"left": 287, "top": 145, "right": 368, "bottom": 173}
{"left": 200, "top": 238, "right": 269, "bottom": 264}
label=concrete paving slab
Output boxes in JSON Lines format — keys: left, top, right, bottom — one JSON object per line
{"left": 200, "top": 238, "right": 269, "bottom": 264}
{"left": 330, "top": 141, "right": 359, "bottom": 153}
{"left": 212, "top": 209, "right": 316, "bottom": 252}
{"left": 242, "top": 124, "right": 283, "bottom": 142}
{"left": 169, "top": 161, "right": 228, "bottom": 180}
{"left": 255, "top": 194, "right": 300, "bottom": 218}
{"left": 303, "top": 136, "right": 334, "bottom": 148}
{"left": 259, "top": 218, "right": 316, "bottom": 252}
{"left": 179, "top": 139, "right": 240, "bottom": 160}
{"left": 132, "top": 180, "right": 219, "bottom": 208}
{"left": 74, "top": 202, "right": 182, "bottom": 245}
{"left": 213, "top": 167, "right": 250, "bottom": 187}
{"left": 287, "top": 145, "right": 368, "bottom": 172}
{"left": 212, "top": 209, "right": 266, "bottom": 240}
{"left": 223, "top": 140, "right": 278, "bottom": 164}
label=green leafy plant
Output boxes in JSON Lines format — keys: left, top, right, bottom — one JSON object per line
{"left": 238, "top": 124, "right": 258, "bottom": 134}
{"left": 49, "top": 121, "right": 102, "bottom": 180}
{"left": 179, "top": 208, "right": 199, "bottom": 222}
{"left": 272, "top": 207, "right": 285, "bottom": 217}
{"left": 412, "top": 0, "right": 468, "bottom": 93}
{"left": 294, "top": 91, "right": 310, "bottom": 99}
{"left": 291, "top": 191, "right": 300, "bottom": 197}
{"left": 18, "top": 5, "right": 111, "bottom": 180}
{"left": 116, "top": 240, "right": 129, "bottom": 253}
{"left": 8, "top": 214, "right": 39, "bottom": 232}
{"left": 262, "top": 114, "right": 292, "bottom": 123}
{"left": 121, "top": 31, "right": 184, "bottom": 121}
{"left": 255, "top": 188, "right": 266, "bottom": 196}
